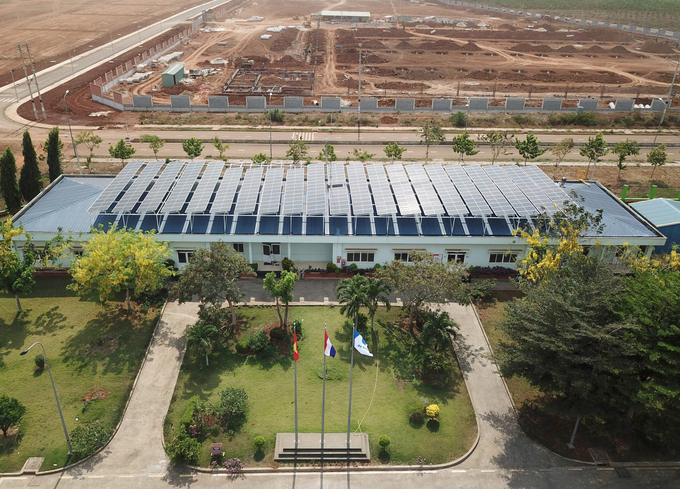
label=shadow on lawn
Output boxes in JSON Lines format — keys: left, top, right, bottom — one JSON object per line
{"left": 61, "top": 305, "right": 156, "bottom": 376}
{"left": 0, "top": 310, "right": 31, "bottom": 368}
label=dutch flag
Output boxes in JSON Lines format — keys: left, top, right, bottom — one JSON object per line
{"left": 324, "top": 330, "right": 336, "bottom": 358}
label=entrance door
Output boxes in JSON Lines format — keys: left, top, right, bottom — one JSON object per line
{"left": 262, "top": 243, "right": 281, "bottom": 264}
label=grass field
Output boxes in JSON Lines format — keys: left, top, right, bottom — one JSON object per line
{"left": 166, "top": 306, "right": 477, "bottom": 466}
{"left": 0, "top": 277, "right": 159, "bottom": 472}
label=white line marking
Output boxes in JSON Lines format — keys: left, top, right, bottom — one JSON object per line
{"left": 119, "top": 475, "right": 135, "bottom": 478}
{"left": 481, "top": 469, "right": 496, "bottom": 473}
{"left": 179, "top": 474, "right": 194, "bottom": 478}
{"left": 86, "top": 475, "right": 105, "bottom": 479}
{"left": 451, "top": 469, "right": 467, "bottom": 473}
{"left": 568, "top": 468, "right": 583, "bottom": 471}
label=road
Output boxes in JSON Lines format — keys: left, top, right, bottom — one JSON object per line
{"left": 0, "top": 0, "right": 234, "bottom": 136}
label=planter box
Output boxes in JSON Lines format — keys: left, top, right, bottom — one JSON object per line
{"left": 303, "top": 272, "right": 354, "bottom": 279}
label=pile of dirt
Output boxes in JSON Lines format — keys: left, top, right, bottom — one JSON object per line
{"left": 379, "top": 115, "right": 399, "bottom": 124}
{"left": 272, "top": 55, "right": 304, "bottom": 67}
{"left": 639, "top": 40, "right": 676, "bottom": 53}
{"left": 375, "top": 80, "right": 427, "bottom": 90}
{"left": 395, "top": 41, "right": 413, "bottom": 49}
{"left": 467, "top": 69, "right": 498, "bottom": 81}
{"left": 271, "top": 29, "right": 299, "bottom": 52}
{"left": 510, "top": 42, "right": 534, "bottom": 52}
{"left": 497, "top": 23, "right": 516, "bottom": 31}
{"left": 611, "top": 45, "right": 631, "bottom": 54}
{"left": 460, "top": 41, "right": 482, "bottom": 51}
{"left": 365, "top": 53, "right": 388, "bottom": 64}
{"left": 557, "top": 45, "right": 579, "bottom": 52}
{"left": 362, "top": 39, "right": 386, "bottom": 49}
{"left": 586, "top": 45, "right": 606, "bottom": 53}
{"left": 354, "top": 28, "right": 412, "bottom": 38}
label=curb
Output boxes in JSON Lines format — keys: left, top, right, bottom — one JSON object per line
{"left": 1, "top": 301, "right": 170, "bottom": 477}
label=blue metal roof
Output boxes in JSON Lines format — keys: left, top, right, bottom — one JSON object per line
{"left": 630, "top": 199, "right": 680, "bottom": 227}
{"left": 564, "top": 182, "right": 660, "bottom": 238}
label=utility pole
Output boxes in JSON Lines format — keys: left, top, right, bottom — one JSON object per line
{"left": 357, "top": 43, "right": 362, "bottom": 143}
{"left": 16, "top": 43, "right": 38, "bottom": 120}
{"left": 653, "top": 53, "right": 680, "bottom": 146}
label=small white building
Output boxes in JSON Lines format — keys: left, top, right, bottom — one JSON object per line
{"left": 320, "top": 11, "right": 371, "bottom": 23}
{"left": 10, "top": 162, "right": 664, "bottom": 271}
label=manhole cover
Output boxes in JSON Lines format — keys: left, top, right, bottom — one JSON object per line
{"left": 615, "top": 467, "right": 631, "bottom": 478}
{"left": 588, "top": 448, "right": 611, "bottom": 465}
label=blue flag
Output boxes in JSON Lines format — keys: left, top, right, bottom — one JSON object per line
{"left": 353, "top": 330, "right": 373, "bottom": 357}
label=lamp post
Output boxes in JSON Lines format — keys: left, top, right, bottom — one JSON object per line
{"left": 102, "top": 22, "right": 114, "bottom": 54}
{"left": 357, "top": 42, "right": 362, "bottom": 143}
{"left": 57, "top": 35, "right": 75, "bottom": 75}
{"left": 20, "top": 342, "right": 72, "bottom": 455}
{"left": 64, "top": 90, "right": 82, "bottom": 175}
{"left": 268, "top": 91, "right": 273, "bottom": 159}
{"left": 464, "top": 95, "right": 470, "bottom": 130}
{"left": 0, "top": 55, "right": 19, "bottom": 102}
{"left": 134, "top": 22, "right": 142, "bottom": 43}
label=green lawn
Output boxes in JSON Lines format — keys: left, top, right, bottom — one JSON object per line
{"left": 166, "top": 306, "right": 477, "bottom": 466}
{"left": 476, "top": 299, "right": 541, "bottom": 406}
{"left": 0, "top": 276, "right": 159, "bottom": 472}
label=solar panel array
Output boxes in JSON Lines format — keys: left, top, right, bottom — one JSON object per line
{"left": 88, "top": 162, "right": 570, "bottom": 235}
{"left": 282, "top": 168, "right": 304, "bottom": 215}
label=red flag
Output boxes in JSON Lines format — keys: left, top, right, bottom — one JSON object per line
{"left": 293, "top": 330, "right": 300, "bottom": 362}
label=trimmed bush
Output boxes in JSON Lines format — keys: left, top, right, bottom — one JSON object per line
{"left": 254, "top": 435, "right": 266, "bottom": 451}
{"left": 426, "top": 404, "right": 440, "bottom": 419}
{"left": 292, "top": 318, "right": 303, "bottom": 338}
{"left": 34, "top": 354, "right": 45, "bottom": 371}
{"left": 326, "top": 262, "right": 340, "bottom": 273}
{"left": 349, "top": 263, "right": 358, "bottom": 273}
{"left": 166, "top": 432, "right": 201, "bottom": 465}
{"left": 180, "top": 396, "right": 199, "bottom": 432}
{"left": 379, "top": 435, "right": 391, "bottom": 451}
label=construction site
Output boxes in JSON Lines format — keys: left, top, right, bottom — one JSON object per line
{"left": 94, "top": 0, "right": 680, "bottom": 110}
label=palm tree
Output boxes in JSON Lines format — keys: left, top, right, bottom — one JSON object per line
{"left": 187, "top": 321, "right": 220, "bottom": 366}
{"left": 420, "top": 311, "right": 458, "bottom": 352}
{"left": 336, "top": 275, "right": 369, "bottom": 330}
{"left": 364, "top": 277, "right": 391, "bottom": 333}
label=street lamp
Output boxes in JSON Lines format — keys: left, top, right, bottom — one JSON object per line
{"left": 357, "top": 42, "right": 362, "bottom": 142}
{"left": 134, "top": 22, "right": 142, "bottom": 43}
{"left": 64, "top": 90, "right": 82, "bottom": 174}
{"left": 0, "top": 54, "right": 19, "bottom": 102}
{"left": 464, "top": 95, "right": 470, "bottom": 130}
{"left": 57, "top": 35, "right": 75, "bottom": 75}
{"left": 102, "top": 21, "right": 114, "bottom": 54}
{"left": 267, "top": 91, "right": 273, "bottom": 159}
{"left": 20, "top": 342, "right": 72, "bottom": 455}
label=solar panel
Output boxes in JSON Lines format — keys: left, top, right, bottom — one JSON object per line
{"left": 482, "top": 166, "right": 539, "bottom": 216}
{"left": 259, "top": 167, "right": 284, "bottom": 214}
{"left": 234, "top": 166, "right": 263, "bottom": 214}
{"left": 521, "top": 166, "right": 571, "bottom": 209}
{"left": 282, "top": 168, "right": 304, "bottom": 215}
{"left": 328, "top": 164, "right": 350, "bottom": 216}
{"left": 366, "top": 164, "right": 397, "bottom": 215}
{"left": 444, "top": 165, "right": 492, "bottom": 217}
{"left": 425, "top": 165, "right": 469, "bottom": 216}
{"left": 185, "top": 163, "right": 224, "bottom": 213}
{"left": 461, "top": 165, "right": 515, "bottom": 217}
{"left": 306, "top": 163, "right": 326, "bottom": 215}
{"left": 137, "top": 162, "right": 185, "bottom": 214}
{"left": 405, "top": 164, "right": 444, "bottom": 216}
{"left": 346, "top": 165, "right": 373, "bottom": 215}
{"left": 111, "top": 162, "right": 163, "bottom": 213}
{"left": 89, "top": 161, "right": 145, "bottom": 213}
{"left": 211, "top": 167, "right": 243, "bottom": 213}
{"left": 502, "top": 166, "right": 559, "bottom": 215}
{"left": 385, "top": 164, "right": 421, "bottom": 215}
{"left": 161, "top": 163, "right": 204, "bottom": 213}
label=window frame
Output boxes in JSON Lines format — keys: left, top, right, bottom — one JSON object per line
{"left": 489, "top": 251, "right": 519, "bottom": 264}
{"left": 233, "top": 243, "right": 244, "bottom": 253}
{"left": 346, "top": 252, "right": 375, "bottom": 263}
{"left": 177, "top": 250, "right": 194, "bottom": 264}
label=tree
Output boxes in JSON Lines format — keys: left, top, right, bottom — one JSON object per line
{"left": 478, "top": 130, "right": 514, "bottom": 165}
{"left": 647, "top": 144, "right": 667, "bottom": 179}
{"left": 451, "top": 131, "right": 479, "bottom": 163}
{"left": 319, "top": 143, "right": 338, "bottom": 162}
{"left": 579, "top": 132, "right": 609, "bottom": 179}
{"left": 0, "top": 148, "right": 23, "bottom": 214}
{"left": 549, "top": 137, "right": 574, "bottom": 171}
{"left": 376, "top": 250, "right": 468, "bottom": 326}
{"left": 182, "top": 137, "right": 204, "bottom": 160}
{"left": 69, "top": 226, "right": 171, "bottom": 311}
{"left": 0, "top": 219, "right": 35, "bottom": 312}
{"left": 46, "top": 127, "right": 63, "bottom": 182}
{"left": 108, "top": 139, "right": 136, "bottom": 165}
{"left": 0, "top": 395, "right": 26, "bottom": 436}
{"left": 263, "top": 270, "right": 299, "bottom": 329}
{"left": 286, "top": 140, "right": 308, "bottom": 163}
{"left": 612, "top": 139, "right": 640, "bottom": 180}
{"left": 74, "top": 130, "right": 103, "bottom": 168}
{"left": 449, "top": 111, "right": 468, "bottom": 128}
{"left": 266, "top": 108, "right": 284, "bottom": 123}
{"left": 174, "top": 242, "right": 251, "bottom": 328}
{"left": 336, "top": 275, "right": 369, "bottom": 330}
{"left": 383, "top": 141, "right": 406, "bottom": 162}
{"left": 19, "top": 131, "right": 43, "bottom": 202}
{"left": 212, "top": 136, "right": 229, "bottom": 161}
{"left": 187, "top": 321, "right": 220, "bottom": 366}
{"left": 352, "top": 148, "right": 375, "bottom": 162}
{"left": 252, "top": 152, "right": 271, "bottom": 165}
{"left": 140, "top": 134, "right": 165, "bottom": 160}
{"left": 420, "top": 310, "right": 457, "bottom": 352}
{"left": 420, "top": 120, "right": 445, "bottom": 160}
{"left": 514, "top": 133, "right": 546, "bottom": 165}
{"left": 364, "top": 277, "right": 391, "bottom": 333}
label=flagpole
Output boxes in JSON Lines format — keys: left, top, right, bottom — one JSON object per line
{"left": 347, "top": 322, "right": 355, "bottom": 449}
{"left": 321, "top": 323, "right": 327, "bottom": 460}
{"left": 294, "top": 336, "right": 298, "bottom": 450}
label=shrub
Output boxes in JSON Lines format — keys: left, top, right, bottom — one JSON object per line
{"left": 0, "top": 395, "right": 26, "bottom": 437}
{"left": 269, "top": 326, "right": 287, "bottom": 341}
{"left": 34, "top": 354, "right": 45, "bottom": 371}
{"left": 406, "top": 401, "right": 425, "bottom": 424}
{"left": 292, "top": 318, "right": 303, "bottom": 338}
{"left": 326, "top": 262, "right": 340, "bottom": 273}
{"left": 379, "top": 435, "right": 391, "bottom": 451}
{"left": 249, "top": 263, "right": 258, "bottom": 272}
{"left": 449, "top": 111, "right": 468, "bottom": 128}
{"left": 267, "top": 108, "right": 284, "bottom": 123}
{"left": 254, "top": 435, "right": 266, "bottom": 451}
{"left": 373, "top": 263, "right": 382, "bottom": 270}
{"left": 180, "top": 396, "right": 199, "bottom": 433}
{"left": 219, "top": 387, "right": 248, "bottom": 431}
{"left": 247, "top": 330, "right": 270, "bottom": 352}
{"left": 426, "top": 404, "right": 440, "bottom": 419}
{"left": 190, "top": 399, "right": 221, "bottom": 437}
{"left": 235, "top": 335, "right": 249, "bottom": 355}
{"left": 224, "top": 457, "right": 246, "bottom": 474}
{"left": 349, "top": 263, "right": 358, "bottom": 273}
{"left": 166, "top": 432, "right": 201, "bottom": 465}
{"left": 69, "top": 422, "right": 112, "bottom": 458}
{"left": 281, "top": 257, "right": 296, "bottom": 272}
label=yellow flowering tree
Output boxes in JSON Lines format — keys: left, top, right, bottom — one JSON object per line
{"left": 69, "top": 226, "right": 172, "bottom": 311}
{"left": 0, "top": 219, "right": 36, "bottom": 311}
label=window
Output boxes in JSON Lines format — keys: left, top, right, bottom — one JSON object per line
{"left": 347, "top": 252, "right": 375, "bottom": 262}
{"left": 263, "top": 244, "right": 281, "bottom": 255}
{"left": 582, "top": 246, "right": 591, "bottom": 256}
{"left": 73, "top": 250, "right": 84, "bottom": 257}
{"left": 489, "top": 252, "right": 518, "bottom": 264}
{"left": 177, "top": 250, "right": 194, "bottom": 264}
{"left": 447, "top": 252, "right": 466, "bottom": 264}
{"left": 233, "top": 243, "right": 244, "bottom": 253}
{"left": 394, "top": 252, "right": 411, "bottom": 262}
